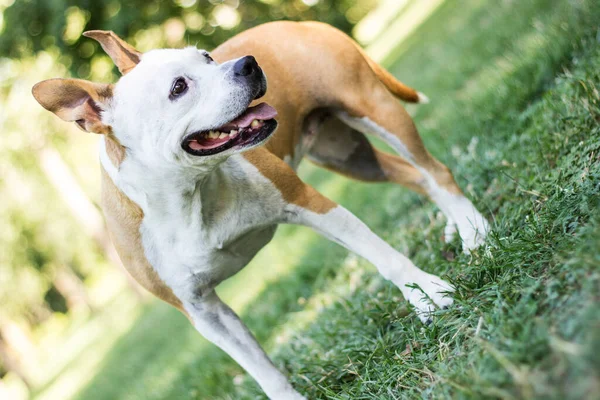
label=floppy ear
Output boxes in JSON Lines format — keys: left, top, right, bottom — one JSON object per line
{"left": 83, "top": 30, "right": 141, "bottom": 75}
{"left": 32, "top": 78, "right": 113, "bottom": 134}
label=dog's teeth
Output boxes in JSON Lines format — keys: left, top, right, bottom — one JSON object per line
{"left": 218, "top": 132, "right": 227, "bottom": 139}
{"left": 209, "top": 131, "right": 218, "bottom": 139}
{"left": 230, "top": 130, "right": 238, "bottom": 136}
{"left": 251, "top": 119, "right": 260, "bottom": 128}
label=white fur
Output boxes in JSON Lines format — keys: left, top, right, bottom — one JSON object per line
{"left": 283, "top": 133, "right": 317, "bottom": 170}
{"left": 183, "top": 292, "right": 305, "bottom": 400}
{"left": 335, "top": 112, "right": 489, "bottom": 252}
{"left": 336, "top": 112, "right": 416, "bottom": 163}
{"left": 444, "top": 216, "right": 458, "bottom": 243}
{"left": 417, "top": 91, "right": 430, "bottom": 104}
{"left": 284, "top": 205, "right": 453, "bottom": 322}
{"left": 428, "top": 185, "right": 489, "bottom": 251}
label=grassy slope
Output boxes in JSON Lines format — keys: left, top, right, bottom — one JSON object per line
{"left": 66, "top": 1, "right": 599, "bottom": 399}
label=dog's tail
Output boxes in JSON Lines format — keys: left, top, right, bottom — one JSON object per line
{"left": 357, "top": 45, "right": 428, "bottom": 104}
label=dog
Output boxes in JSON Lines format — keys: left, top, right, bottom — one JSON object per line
{"left": 32, "top": 21, "right": 489, "bottom": 400}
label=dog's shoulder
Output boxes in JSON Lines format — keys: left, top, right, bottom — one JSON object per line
{"left": 242, "top": 148, "right": 335, "bottom": 214}
{"left": 99, "top": 139, "right": 187, "bottom": 314}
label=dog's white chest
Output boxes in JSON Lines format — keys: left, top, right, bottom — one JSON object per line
{"left": 103, "top": 150, "right": 285, "bottom": 298}
{"left": 141, "top": 212, "right": 277, "bottom": 292}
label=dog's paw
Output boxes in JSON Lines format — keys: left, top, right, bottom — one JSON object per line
{"left": 401, "top": 272, "right": 454, "bottom": 324}
{"left": 457, "top": 214, "right": 490, "bottom": 253}
{"left": 438, "top": 193, "right": 489, "bottom": 252}
{"left": 444, "top": 219, "right": 458, "bottom": 243}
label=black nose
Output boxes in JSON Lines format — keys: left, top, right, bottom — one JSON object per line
{"left": 233, "top": 56, "right": 259, "bottom": 77}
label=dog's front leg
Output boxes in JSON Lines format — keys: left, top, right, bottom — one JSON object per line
{"left": 182, "top": 291, "right": 306, "bottom": 400}
{"left": 284, "top": 194, "right": 453, "bottom": 323}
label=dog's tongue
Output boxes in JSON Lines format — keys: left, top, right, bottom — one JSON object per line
{"left": 224, "top": 103, "right": 277, "bottom": 129}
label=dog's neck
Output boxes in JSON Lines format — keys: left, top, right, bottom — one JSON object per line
{"left": 100, "top": 136, "right": 237, "bottom": 225}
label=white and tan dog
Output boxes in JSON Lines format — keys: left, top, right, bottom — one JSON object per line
{"left": 33, "top": 21, "right": 488, "bottom": 399}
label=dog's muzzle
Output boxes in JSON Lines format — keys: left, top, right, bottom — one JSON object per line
{"left": 233, "top": 56, "right": 267, "bottom": 100}
{"left": 182, "top": 103, "right": 278, "bottom": 157}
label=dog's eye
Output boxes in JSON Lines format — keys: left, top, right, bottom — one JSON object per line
{"left": 170, "top": 78, "right": 188, "bottom": 99}
{"left": 203, "top": 52, "right": 214, "bottom": 63}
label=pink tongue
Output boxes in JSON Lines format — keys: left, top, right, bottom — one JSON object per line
{"left": 223, "top": 103, "right": 277, "bottom": 129}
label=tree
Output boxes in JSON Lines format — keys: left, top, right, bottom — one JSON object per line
{"left": 0, "top": 0, "right": 377, "bottom": 79}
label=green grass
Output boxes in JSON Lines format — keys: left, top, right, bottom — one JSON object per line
{"left": 40, "top": 1, "right": 600, "bottom": 399}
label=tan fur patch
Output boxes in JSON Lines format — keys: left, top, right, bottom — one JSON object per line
{"left": 32, "top": 79, "right": 114, "bottom": 134}
{"left": 243, "top": 148, "right": 336, "bottom": 214}
{"left": 105, "top": 135, "right": 126, "bottom": 166}
{"left": 83, "top": 30, "right": 141, "bottom": 75}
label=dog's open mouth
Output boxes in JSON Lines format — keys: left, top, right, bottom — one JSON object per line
{"left": 182, "top": 103, "right": 278, "bottom": 156}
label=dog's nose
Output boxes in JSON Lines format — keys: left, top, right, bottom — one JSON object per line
{"left": 233, "top": 56, "right": 259, "bottom": 77}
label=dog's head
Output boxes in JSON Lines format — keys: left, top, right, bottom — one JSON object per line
{"left": 32, "top": 31, "right": 278, "bottom": 169}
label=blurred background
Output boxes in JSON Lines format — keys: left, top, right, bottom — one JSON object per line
{"left": 2, "top": 0, "right": 599, "bottom": 399}
{"left": 0, "top": 0, "right": 382, "bottom": 398}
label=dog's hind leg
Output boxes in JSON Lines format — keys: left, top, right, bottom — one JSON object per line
{"left": 335, "top": 85, "right": 489, "bottom": 252}
{"left": 306, "top": 116, "right": 461, "bottom": 243}
{"left": 306, "top": 115, "right": 428, "bottom": 195}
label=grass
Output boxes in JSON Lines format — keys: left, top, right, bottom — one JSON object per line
{"left": 36, "top": 0, "right": 600, "bottom": 399}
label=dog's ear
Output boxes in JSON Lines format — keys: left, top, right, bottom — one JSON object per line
{"left": 83, "top": 30, "right": 141, "bottom": 75}
{"left": 32, "top": 78, "right": 113, "bottom": 134}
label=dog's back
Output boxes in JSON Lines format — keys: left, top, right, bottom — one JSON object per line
{"left": 212, "top": 21, "right": 423, "bottom": 164}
